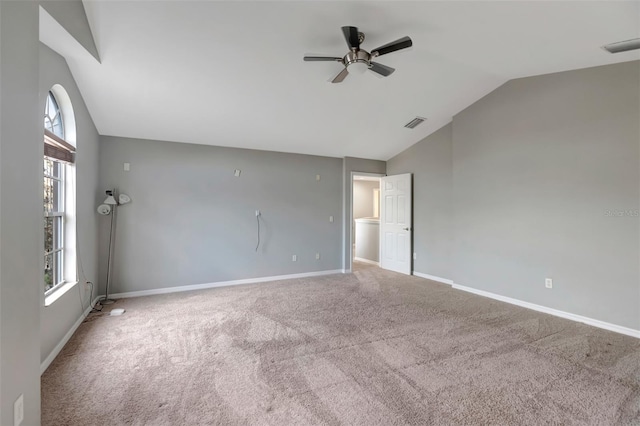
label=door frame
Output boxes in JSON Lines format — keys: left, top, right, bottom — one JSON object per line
{"left": 348, "top": 171, "right": 385, "bottom": 273}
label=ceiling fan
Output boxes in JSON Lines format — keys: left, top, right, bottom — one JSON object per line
{"left": 304, "top": 26, "right": 413, "bottom": 83}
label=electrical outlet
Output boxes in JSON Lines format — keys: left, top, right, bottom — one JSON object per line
{"left": 316, "top": 253, "right": 320, "bottom": 260}
{"left": 234, "top": 169, "right": 241, "bottom": 177}
{"left": 413, "top": 252, "right": 417, "bottom": 260}
{"left": 545, "top": 278, "right": 553, "bottom": 289}
{"left": 316, "top": 174, "right": 321, "bottom": 181}
{"left": 123, "top": 162, "right": 130, "bottom": 172}
{"left": 14, "top": 394, "right": 23, "bottom": 426}
{"left": 329, "top": 215, "right": 334, "bottom": 223}
{"left": 292, "top": 255, "right": 297, "bottom": 262}
{"left": 255, "top": 210, "right": 260, "bottom": 217}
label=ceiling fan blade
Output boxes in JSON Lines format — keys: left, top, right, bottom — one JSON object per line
{"left": 369, "top": 62, "right": 395, "bottom": 77}
{"left": 371, "top": 36, "right": 412, "bottom": 57}
{"left": 304, "top": 56, "right": 342, "bottom": 62}
{"left": 331, "top": 67, "right": 349, "bottom": 83}
{"left": 341, "top": 26, "right": 360, "bottom": 51}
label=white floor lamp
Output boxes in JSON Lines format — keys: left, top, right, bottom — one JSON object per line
{"left": 97, "top": 189, "right": 131, "bottom": 305}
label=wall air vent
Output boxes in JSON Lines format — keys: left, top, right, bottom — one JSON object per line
{"left": 602, "top": 38, "right": 640, "bottom": 54}
{"left": 404, "top": 117, "right": 426, "bottom": 129}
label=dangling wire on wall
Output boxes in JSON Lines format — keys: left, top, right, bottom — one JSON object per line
{"left": 255, "top": 210, "right": 261, "bottom": 252}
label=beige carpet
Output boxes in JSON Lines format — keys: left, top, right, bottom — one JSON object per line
{"left": 42, "top": 263, "right": 640, "bottom": 425}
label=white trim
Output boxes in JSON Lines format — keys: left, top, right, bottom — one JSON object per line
{"left": 413, "top": 271, "right": 453, "bottom": 285}
{"left": 41, "top": 296, "right": 101, "bottom": 375}
{"left": 50, "top": 83, "right": 76, "bottom": 146}
{"left": 44, "top": 280, "right": 78, "bottom": 306}
{"left": 354, "top": 257, "right": 379, "bottom": 266}
{"left": 106, "top": 270, "right": 345, "bottom": 299}
{"left": 452, "top": 283, "right": 640, "bottom": 339}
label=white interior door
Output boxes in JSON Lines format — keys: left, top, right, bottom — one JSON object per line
{"left": 380, "top": 173, "right": 412, "bottom": 275}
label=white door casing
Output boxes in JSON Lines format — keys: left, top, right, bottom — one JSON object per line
{"left": 380, "top": 173, "right": 412, "bottom": 275}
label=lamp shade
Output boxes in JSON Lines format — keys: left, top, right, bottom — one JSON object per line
{"left": 104, "top": 195, "right": 118, "bottom": 205}
{"left": 97, "top": 204, "right": 111, "bottom": 215}
{"left": 119, "top": 194, "right": 131, "bottom": 204}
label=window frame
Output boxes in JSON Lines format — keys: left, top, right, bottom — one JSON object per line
{"left": 44, "top": 157, "right": 66, "bottom": 295}
{"left": 43, "top": 89, "right": 76, "bottom": 297}
{"left": 44, "top": 90, "right": 64, "bottom": 139}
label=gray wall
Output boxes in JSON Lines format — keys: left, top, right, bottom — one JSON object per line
{"left": 0, "top": 2, "right": 42, "bottom": 424}
{"left": 452, "top": 61, "right": 639, "bottom": 330}
{"left": 0, "top": 3, "right": 100, "bottom": 423}
{"left": 39, "top": 44, "right": 100, "bottom": 364}
{"left": 342, "top": 157, "right": 386, "bottom": 271}
{"left": 353, "top": 180, "right": 379, "bottom": 219}
{"left": 352, "top": 179, "right": 379, "bottom": 244}
{"left": 99, "top": 137, "right": 343, "bottom": 294}
{"left": 387, "top": 123, "right": 453, "bottom": 280}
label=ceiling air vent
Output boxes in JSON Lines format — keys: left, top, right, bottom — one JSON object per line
{"left": 404, "top": 117, "right": 426, "bottom": 129}
{"left": 602, "top": 38, "right": 640, "bottom": 54}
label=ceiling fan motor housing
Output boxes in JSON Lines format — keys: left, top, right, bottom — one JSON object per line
{"left": 344, "top": 50, "right": 371, "bottom": 68}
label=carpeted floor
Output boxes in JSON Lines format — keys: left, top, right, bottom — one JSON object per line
{"left": 42, "top": 263, "right": 640, "bottom": 425}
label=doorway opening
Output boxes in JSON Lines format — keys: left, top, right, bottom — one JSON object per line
{"left": 351, "top": 173, "right": 382, "bottom": 271}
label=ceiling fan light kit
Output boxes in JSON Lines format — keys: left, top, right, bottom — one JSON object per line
{"left": 304, "top": 26, "right": 413, "bottom": 83}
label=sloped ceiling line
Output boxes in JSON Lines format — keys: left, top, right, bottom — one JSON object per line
{"left": 48, "top": 1, "right": 640, "bottom": 160}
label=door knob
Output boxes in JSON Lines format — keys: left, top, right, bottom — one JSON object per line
{"left": 403, "top": 227, "right": 411, "bottom": 231}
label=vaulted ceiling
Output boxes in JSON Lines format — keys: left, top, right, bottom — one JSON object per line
{"left": 46, "top": 1, "right": 640, "bottom": 160}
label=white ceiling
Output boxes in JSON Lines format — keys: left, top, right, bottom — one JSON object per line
{"left": 56, "top": 1, "right": 640, "bottom": 160}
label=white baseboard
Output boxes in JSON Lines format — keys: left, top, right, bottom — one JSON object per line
{"left": 106, "top": 269, "right": 345, "bottom": 299}
{"left": 41, "top": 295, "right": 102, "bottom": 375}
{"left": 354, "top": 257, "right": 379, "bottom": 266}
{"left": 452, "top": 283, "right": 640, "bottom": 339}
{"left": 413, "top": 271, "right": 453, "bottom": 285}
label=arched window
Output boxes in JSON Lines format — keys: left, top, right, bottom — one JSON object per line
{"left": 44, "top": 87, "right": 76, "bottom": 297}
{"left": 44, "top": 91, "right": 64, "bottom": 139}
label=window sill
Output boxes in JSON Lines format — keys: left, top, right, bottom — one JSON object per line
{"left": 44, "top": 281, "right": 79, "bottom": 307}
